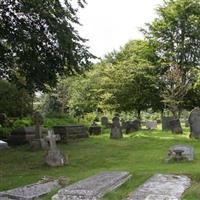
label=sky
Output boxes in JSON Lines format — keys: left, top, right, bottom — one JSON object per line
{"left": 76, "top": 0, "right": 164, "bottom": 58}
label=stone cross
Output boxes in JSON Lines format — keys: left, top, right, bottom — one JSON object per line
{"left": 32, "top": 111, "right": 44, "bottom": 139}
{"left": 46, "top": 130, "right": 58, "bottom": 150}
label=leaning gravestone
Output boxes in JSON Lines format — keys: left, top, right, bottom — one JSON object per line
{"left": 189, "top": 107, "right": 200, "bottom": 139}
{"left": 110, "top": 117, "right": 122, "bottom": 139}
{"left": 45, "top": 130, "right": 69, "bottom": 167}
{"left": 0, "top": 178, "right": 61, "bottom": 200}
{"left": 52, "top": 171, "right": 131, "bottom": 200}
{"left": 126, "top": 174, "right": 191, "bottom": 200}
{"left": 166, "top": 145, "right": 194, "bottom": 162}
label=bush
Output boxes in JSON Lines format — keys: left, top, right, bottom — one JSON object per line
{"left": 12, "top": 118, "right": 33, "bottom": 129}
{"left": 0, "top": 127, "right": 12, "bottom": 139}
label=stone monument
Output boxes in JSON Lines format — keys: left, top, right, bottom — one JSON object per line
{"left": 45, "top": 130, "right": 69, "bottom": 167}
{"left": 110, "top": 117, "right": 122, "bottom": 139}
{"left": 189, "top": 107, "right": 200, "bottom": 139}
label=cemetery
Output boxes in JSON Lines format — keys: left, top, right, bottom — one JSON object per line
{"left": 1, "top": 0, "right": 200, "bottom": 199}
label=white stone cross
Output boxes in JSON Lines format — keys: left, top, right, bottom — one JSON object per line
{"left": 46, "top": 130, "right": 59, "bottom": 150}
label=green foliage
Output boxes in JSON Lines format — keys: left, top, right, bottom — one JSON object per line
{"left": 0, "top": 0, "right": 95, "bottom": 93}
{"left": 0, "top": 127, "right": 12, "bottom": 138}
{"left": 12, "top": 118, "right": 33, "bottom": 129}
{"left": 0, "top": 80, "right": 32, "bottom": 117}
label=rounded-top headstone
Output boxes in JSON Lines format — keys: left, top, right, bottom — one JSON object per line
{"left": 189, "top": 107, "right": 200, "bottom": 139}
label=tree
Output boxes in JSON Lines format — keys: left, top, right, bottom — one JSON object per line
{"left": 0, "top": 0, "right": 94, "bottom": 93}
{"left": 143, "top": 0, "right": 200, "bottom": 117}
{"left": 143, "top": 0, "right": 200, "bottom": 72}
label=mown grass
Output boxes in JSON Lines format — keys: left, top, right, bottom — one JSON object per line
{"left": 1, "top": 127, "right": 200, "bottom": 199}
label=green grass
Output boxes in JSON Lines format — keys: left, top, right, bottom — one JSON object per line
{"left": 1, "top": 128, "right": 200, "bottom": 199}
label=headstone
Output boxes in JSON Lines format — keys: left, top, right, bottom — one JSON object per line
{"left": 110, "top": 117, "right": 122, "bottom": 139}
{"left": 89, "top": 126, "right": 101, "bottom": 135}
{"left": 52, "top": 171, "right": 131, "bottom": 200}
{"left": 0, "top": 113, "right": 9, "bottom": 127}
{"left": 189, "top": 107, "right": 200, "bottom": 139}
{"left": 145, "top": 121, "right": 157, "bottom": 130}
{"left": 0, "top": 178, "right": 60, "bottom": 200}
{"left": 166, "top": 145, "right": 194, "bottom": 162}
{"left": 169, "top": 119, "right": 183, "bottom": 134}
{"left": 126, "top": 174, "right": 191, "bottom": 200}
{"left": 125, "top": 120, "right": 141, "bottom": 134}
{"left": 162, "top": 116, "right": 174, "bottom": 131}
{"left": 53, "top": 125, "right": 88, "bottom": 143}
{"left": 0, "top": 140, "right": 9, "bottom": 150}
{"left": 45, "top": 130, "right": 69, "bottom": 167}
{"left": 101, "top": 116, "right": 109, "bottom": 127}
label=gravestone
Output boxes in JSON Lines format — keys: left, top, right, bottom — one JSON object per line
{"left": 162, "top": 116, "right": 174, "bottom": 131}
{"left": 166, "top": 145, "right": 194, "bottom": 162}
{"left": 101, "top": 116, "right": 109, "bottom": 127}
{"left": 53, "top": 125, "right": 88, "bottom": 143}
{"left": 0, "top": 140, "right": 9, "bottom": 150}
{"left": 189, "top": 107, "right": 200, "bottom": 139}
{"left": 89, "top": 126, "right": 101, "bottom": 135}
{"left": 52, "top": 171, "right": 131, "bottom": 200}
{"left": 110, "top": 117, "right": 122, "bottom": 139}
{"left": 0, "top": 113, "right": 9, "bottom": 127}
{"left": 45, "top": 130, "right": 69, "bottom": 167}
{"left": 0, "top": 178, "right": 60, "bottom": 200}
{"left": 145, "top": 121, "right": 157, "bottom": 130}
{"left": 169, "top": 119, "right": 183, "bottom": 134}
{"left": 125, "top": 120, "right": 141, "bottom": 134}
{"left": 126, "top": 174, "right": 191, "bottom": 200}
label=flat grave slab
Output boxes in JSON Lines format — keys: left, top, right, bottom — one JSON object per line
{"left": 52, "top": 171, "right": 131, "bottom": 200}
{"left": 126, "top": 174, "right": 191, "bottom": 200}
{"left": 0, "top": 179, "right": 60, "bottom": 200}
{"left": 0, "top": 140, "right": 9, "bottom": 150}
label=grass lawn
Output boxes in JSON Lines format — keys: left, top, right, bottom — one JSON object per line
{"left": 1, "top": 127, "right": 200, "bottom": 199}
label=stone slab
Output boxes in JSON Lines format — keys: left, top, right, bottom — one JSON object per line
{"left": 166, "top": 145, "right": 194, "bottom": 162}
{"left": 0, "top": 180, "right": 60, "bottom": 200}
{"left": 0, "top": 140, "right": 9, "bottom": 150}
{"left": 126, "top": 174, "right": 191, "bottom": 200}
{"left": 52, "top": 171, "right": 131, "bottom": 200}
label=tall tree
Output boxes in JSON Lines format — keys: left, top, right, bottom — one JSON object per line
{"left": 0, "top": 0, "right": 94, "bottom": 93}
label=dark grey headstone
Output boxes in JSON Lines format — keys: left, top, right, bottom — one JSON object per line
{"left": 166, "top": 145, "right": 194, "bottom": 162}
{"left": 126, "top": 174, "right": 191, "bottom": 200}
{"left": 169, "top": 119, "right": 183, "bottom": 134}
{"left": 101, "top": 117, "right": 109, "bottom": 127}
{"left": 162, "top": 117, "right": 174, "bottom": 131}
{"left": 52, "top": 171, "right": 131, "bottom": 200}
{"left": 0, "top": 179, "right": 60, "bottom": 200}
{"left": 110, "top": 117, "right": 122, "bottom": 139}
{"left": 189, "top": 107, "right": 200, "bottom": 139}
{"left": 125, "top": 120, "right": 141, "bottom": 134}
{"left": 88, "top": 126, "right": 101, "bottom": 135}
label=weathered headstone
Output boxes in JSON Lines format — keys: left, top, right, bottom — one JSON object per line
{"left": 126, "top": 174, "right": 191, "bottom": 200}
{"left": 0, "top": 113, "right": 9, "bottom": 127}
{"left": 0, "top": 178, "right": 61, "bottom": 200}
{"left": 125, "top": 120, "right": 141, "bottom": 134}
{"left": 169, "top": 119, "right": 183, "bottom": 134}
{"left": 162, "top": 116, "right": 174, "bottom": 131}
{"left": 88, "top": 126, "right": 101, "bottom": 135}
{"left": 0, "top": 140, "right": 9, "bottom": 150}
{"left": 166, "top": 145, "right": 194, "bottom": 162}
{"left": 110, "top": 117, "right": 122, "bottom": 139}
{"left": 145, "top": 121, "right": 157, "bottom": 130}
{"left": 45, "top": 130, "right": 69, "bottom": 167}
{"left": 101, "top": 116, "right": 109, "bottom": 127}
{"left": 52, "top": 171, "right": 131, "bottom": 200}
{"left": 189, "top": 107, "right": 200, "bottom": 139}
